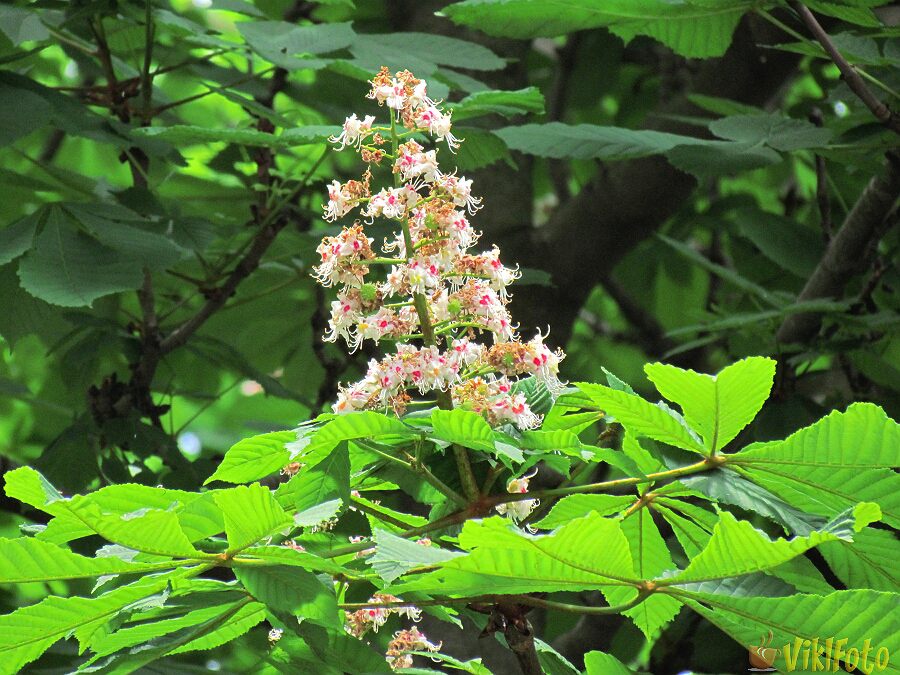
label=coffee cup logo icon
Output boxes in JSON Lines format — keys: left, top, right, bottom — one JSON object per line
{"left": 749, "top": 631, "right": 782, "bottom": 671}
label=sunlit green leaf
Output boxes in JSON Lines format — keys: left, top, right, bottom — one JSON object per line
{"left": 204, "top": 431, "right": 295, "bottom": 485}
{"left": 644, "top": 356, "right": 775, "bottom": 452}
{"left": 213, "top": 484, "right": 292, "bottom": 553}
{"left": 662, "top": 505, "right": 880, "bottom": 585}
{"left": 575, "top": 382, "right": 705, "bottom": 453}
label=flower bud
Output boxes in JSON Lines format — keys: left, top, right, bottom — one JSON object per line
{"left": 359, "top": 283, "right": 378, "bottom": 302}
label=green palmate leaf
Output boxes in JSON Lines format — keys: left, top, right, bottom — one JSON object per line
{"left": 293, "top": 499, "right": 342, "bottom": 527}
{"left": 132, "top": 125, "right": 338, "bottom": 147}
{"left": 348, "top": 32, "right": 504, "bottom": 73}
{"left": 653, "top": 503, "right": 712, "bottom": 559}
{"left": 4, "top": 464, "right": 63, "bottom": 511}
{"left": 294, "top": 623, "right": 387, "bottom": 674}
{"left": 442, "top": 0, "right": 756, "bottom": 57}
{"left": 369, "top": 528, "right": 459, "bottom": 583}
{"left": 621, "top": 433, "right": 665, "bottom": 474}
{"left": 0, "top": 6, "right": 50, "bottom": 44}
{"left": 0, "top": 209, "right": 42, "bottom": 265}
{"left": 78, "top": 601, "right": 258, "bottom": 674}
{"left": 621, "top": 510, "right": 681, "bottom": 641}
{"left": 584, "top": 650, "right": 636, "bottom": 675}
{"left": 708, "top": 114, "right": 833, "bottom": 151}
{"left": 534, "top": 494, "right": 633, "bottom": 530}
{"left": 4, "top": 468, "right": 209, "bottom": 557}
{"left": 167, "top": 601, "right": 266, "bottom": 655}
{"left": 63, "top": 501, "right": 206, "bottom": 559}
{"left": 735, "top": 209, "right": 825, "bottom": 278}
{"left": 519, "top": 429, "right": 585, "bottom": 456}
{"left": 74, "top": 483, "right": 200, "bottom": 515}
{"left": 84, "top": 599, "right": 246, "bottom": 660}
{"left": 453, "top": 128, "right": 511, "bottom": 171}
{"left": 661, "top": 505, "right": 880, "bottom": 585}
{"left": 305, "top": 411, "right": 413, "bottom": 455}
{"left": 673, "top": 572, "right": 798, "bottom": 600}
{"left": 449, "top": 87, "right": 545, "bottom": 120}
{"left": 204, "top": 431, "right": 295, "bottom": 485}
{"left": 392, "top": 514, "right": 637, "bottom": 596}
{"left": 431, "top": 408, "right": 495, "bottom": 452}
{"left": 658, "top": 496, "right": 834, "bottom": 592}
{"left": 17, "top": 206, "right": 145, "bottom": 307}
{"left": 575, "top": 383, "right": 705, "bottom": 453}
{"left": 818, "top": 527, "right": 900, "bottom": 592}
{"left": 45, "top": 486, "right": 219, "bottom": 545}
{"left": 518, "top": 428, "right": 641, "bottom": 475}
{"left": 513, "top": 375, "right": 556, "bottom": 416}
{"left": 239, "top": 545, "right": 349, "bottom": 575}
{"left": 0, "top": 78, "right": 52, "bottom": 147}
{"left": 352, "top": 493, "right": 428, "bottom": 532}
{"left": 175, "top": 492, "right": 226, "bottom": 543}
{"left": 0, "top": 576, "right": 170, "bottom": 675}
{"left": 677, "top": 468, "right": 828, "bottom": 535}
{"left": 405, "top": 651, "right": 492, "bottom": 674}
{"left": 730, "top": 403, "right": 900, "bottom": 527}
{"left": 643, "top": 356, "right": 776, "bottom": 452}
{"left": 765, "top": 553, "right": 835, "bottom": 596}
{"left": 0, "top": 263, "right": 69, "bottom": 346}
{"left": 61, "top": 203, "right": 186, "bottom": 268}
{"left": 213, "top": 484, "right": 292, "bottom": 553}
{"left": 658, "top": 234, "right": 789, "bottom": 307}
{"left": 235, "top": 566, "right": 339, "bottom": 628}
{"left": 676, "top": 590, "right": 900, "bottom": 674}
{"left": 535, "top": 639, "right": 580, "bottom": 675}
{"left": 275, "top": 442, "right": 350, "bottom": 514}
{"left": 496, "top": 123, "right": 706, "bottom": 161}
{"left": 0, "top": 537, "right": 178, "bottom": 584}
{"left": 665, "top": 139, "right": 782, "bottom": 178}
{"left": 774, "top": 29, "right": 894, "bottom": 64}
{"left": 805, "top": 1, "right": 882, "bottom": 27}
{"left": 238, "top": 21, "right": 354, "bottom": 69}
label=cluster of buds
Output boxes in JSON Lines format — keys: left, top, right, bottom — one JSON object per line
{"left": 316, "top": 69, "right": 566, "bottom": 430}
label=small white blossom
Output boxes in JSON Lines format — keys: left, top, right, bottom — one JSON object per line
{"left": 330, "top": 113, "right": 376, "bottom": 150}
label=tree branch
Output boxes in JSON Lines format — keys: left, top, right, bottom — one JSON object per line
{"left": 776, "top": 151, "right": 900, "bottom": 345}
{"left": 158, "top": 0, "right": 313, "bottom": 355}
{"left": 789, "top": 1, "right": 900, "bottom": 135}
{"left": 510, "top": 14, "right": 805, "bottom": 343}
{"left": 502, "top": 615, "right": 544, "bottom": 675}
{"left": 159, "top": 216, "right": 294, "bottom": 353}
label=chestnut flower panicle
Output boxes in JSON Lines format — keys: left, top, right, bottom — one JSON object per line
{"left": 313, "top": 68, "right": 566, "bottom": 431}
{"left": 386, "top": 627, "right": 442, "bottom": 670}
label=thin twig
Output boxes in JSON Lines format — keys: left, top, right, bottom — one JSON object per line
{"left": 339, "top": 591, "right": 647, "bottom": 615}
{"left": 140, "top": 0, "right": 154, "bottom": 124}
{"left": 788, "top": 1, "right": 900, "bottom": 135}
{"left": 151, "top": 68, "right": 275, "bottom": 116}
{"left": 809, "top": 108, "right": 832, "bottom": 241}
{"left": 320, "top": 508, "right": 473, "bottom": 559}
{"left": 159, "top": 154, "right": 323, "bottom": 354}
{"left": 488, "top": 457, "right": 719, "bottom": 507}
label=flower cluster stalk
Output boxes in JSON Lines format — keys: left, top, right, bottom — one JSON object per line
{"left": 315, "top": 68, "right": 567, "bottom": 505}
